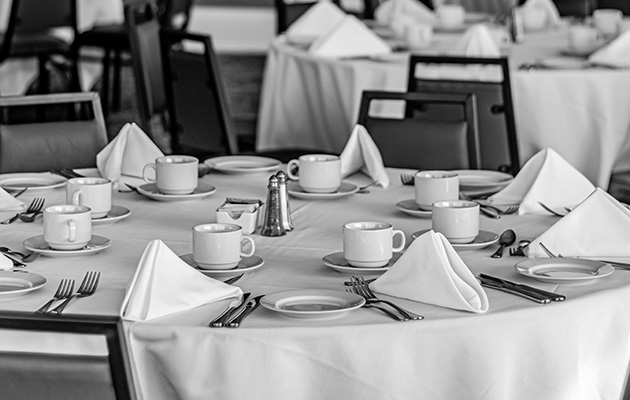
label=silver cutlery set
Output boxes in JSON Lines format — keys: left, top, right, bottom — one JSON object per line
{"left": 35, "top": 271, "right": 100, "bottom": 314}
{"left": 209, "top": 292, "right": 263, "bottom": 328}
{"left": 477, "top": 274, "right": 565, "bottom": 304}
{"left": 1, "top": 197, "right": 46, "bottom": 224}
{"left": 347, "top": 276, "right": 423, "bottom": 322}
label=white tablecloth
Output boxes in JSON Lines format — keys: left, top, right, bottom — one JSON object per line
{"left": 0, "top": 0, "right": 124, "bottom": 95}
{"left": 0, "top": 168, "right": 628, "bottom": 399}
{"left": 256, "top": 22, "right": 630, "bottom": 189}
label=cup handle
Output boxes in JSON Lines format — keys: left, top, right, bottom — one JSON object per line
{"left": 286, "top": 159, "right": 299, "bottom": 180}
{"left": 240, "top": 236, "right": 256, "bottom": 258}
{"left": 142, "top": 163, "right": 157, "bottom": 183}
{"left": 67, "top": 220, "right": 76, "bottom": 243}
{"left": 71, "top": 190, "right": 81, "bottom": 205}
{"left": 392, "top": 230, "right": 406, "bottom": 252}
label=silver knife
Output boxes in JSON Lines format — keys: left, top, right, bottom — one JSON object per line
{"left": 227, "top": 295, "right": 263, "bottom": 328}
{"left": 209, "top": 293, "right": 251, "bottom": 328}
{"left": 479, "top": 274, "right": 565, "bottom": 302}
{"left": 481, "top": 282, "right": 551, "bottom": 304}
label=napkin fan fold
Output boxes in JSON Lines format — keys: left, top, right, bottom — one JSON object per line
{"left": 340, "top": 125, "right": 390, "bottom": 188}
{"left": 309, "top": 15, "right": 391, "bottom": 58}
{"left": 451, "top": 24, "right": 501, "bottom": 57}
{"left": 589, "top": 30, "right": 630, "bottom": 68}
{"left": 520, "top": 0, "right": 561, "bottom": 26}
{"left": 372, "top": 230, "right": 488, "bottom": 313}
{"left": 374, "top": 0, "right": 436, "bottom": 25}
{"left": 285, "top": 0, "right": 346, "bottom": 43}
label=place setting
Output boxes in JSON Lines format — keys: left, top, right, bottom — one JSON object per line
{"left": 396, "top": 170, "right": 459, "bottom": 218}
{"left": 286, "top": 154, "right": 360, "bottom": 200}
{"left": 137, "top": 155, "right": 216, "bottom": 201}
{"left": 65, "top": 176, "right": 131, "bottom": 225}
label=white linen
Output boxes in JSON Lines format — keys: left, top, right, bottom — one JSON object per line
{"left": 0, "top": 188, "right": 24, "bottom": 211}
{"left": 488, "top": 148, "right": 595, "bottom": 214}
{"left": 528, "top": 188, "right": 630, "bottom": 258}
{"left": 520, "top": 0, "right": 561, "bottom": 26}
{"left": 285, "top": 0, "right": 346, "bottom": 43}
{"left": 309, "top": 15, "right": 391, "bottom": 58}
{"left": 374, "top": 0, "right": 436, "bottom": 25}
{"left": 372, "top": 230, "right": 488, "bottom": 313}
{"left": 339, "top": 125, "right": 390, "bottom": 187}
{"left": 96, "top": 122, "right": 164, "bottom": 189}
{"left": 451, "top": 24, "right": 501, "bottom": 57}
{"left": 589, "top": 30, "right": 630, "bottom": 68}
{"left": 121, "top": 239, "right": 243, "bottom": 322}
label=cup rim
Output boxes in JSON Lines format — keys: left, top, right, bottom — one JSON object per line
{"left": 157, "top": 155, "right": 199, "bottom": 164}
{"left": 298, "top": 154, "right": 340, "bottom": 162}
{"left": 432, "top": 200, "right": 479, "bottom": 209}
{"left": 67, "top": 177, "right": 111, "bottom": 185}
{"left": 344, "top": 221, "right": 392, "bottom": 231}
{"left": 45, "top": 204, "right": 91, "bottom": 214}
{"left": 415, "top": 170, "right": 458, "bottom": 179}
{"left": 193, "top": 222, "right": 242, "bottom": 233}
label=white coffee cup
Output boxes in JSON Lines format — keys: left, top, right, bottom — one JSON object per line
{"left": 343, "top": 222, "right": 406, "bottom": 268}
{"left": 568, "top": 25, "right": 603, "bottom": 54}
{"left": 43, "top": 205, "right": 92, "bottom": 250}
{"left": 193, "top": 223, "right": 256, "bottom": 270}
{"left": 522, "top": 6, "right": 547, "bottom": 31}
{"left": 414, "top": 171, "right": 459, "bottom": 210}
{"left": 143, "top": 155, "right": 199, "bottom": 195}
{"left": 432, "top": 200, "right": 480, "bottom": 244}
{"left": 593, "top": 9, "right": 622, "bottom": 37}
{"left": 436, "top": 5, "right": 465, "bottom": 29}
{"left": 391, "top": 14, "right": 416, "bottom": 38}
{"left": 286, "top": 154, "right": 341, "bottom": 193}
{"left": 66, "top": 177, "right": 112, "bottom": 219}
{"left": 404, "top": 23, "right": 434, "bottom": 48}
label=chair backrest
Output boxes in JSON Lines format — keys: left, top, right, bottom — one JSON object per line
{"left": 0, "top": 92, "right": 108, "bottom": 173}
{"left": 407, "top": 55, "right": 519, "bottom": 175}
{"left": 596, "top": 0, "right": 630, "bottom": 14}
{"left": 274, "top": 0, "right": 342, "bottom": 33}
{"left": 0, "top": 312, "right": 135, "bottom": 400}
{"left": 553, "top": 0, "right": 594, "bottom": 17}
{"left": 160, "top": 29, "right": 239, "bottom": 157}
{"left": 126, "top": 0, "right": 168, "bottom": 140}
{"left": 357, "top": 90, "right": 480, "bottom": 170}
{"left": 0, "top": 0, "right": 77, "bottom": 61}
{"left": 157, "top": 0, "right": 195, "bottom": 30}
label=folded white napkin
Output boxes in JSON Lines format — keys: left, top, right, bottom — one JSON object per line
{"left": 309, "top": 15, "right": 392, "bottom": 58}
{"left": 589, "top": 30, "right": 630, "bottom": 68}
{"left": 121, "top": 239, "right": 243, "bottom": 321}
{"left": 488, "top": 148, "right": 595, "bottom": 215}
{"left": 520, "top": 0, "right": 561, "bottom": 26}
{"left": 340, "top": 125, "right": 390, "bottom": 188}
{"left": 96, "top": 122, "right": 164, "bottom": 189}
{"left": 451, "top": 24, "right": 501, "bottom": 57}
{"left": 372, "top": 230, "right": 488, "bottom": 313}
{"left": 285, "top": 0, "right": 346, "bottom": 43}
{"left": 529, "top": 188, "right": 630, "bottom": 258}
{"left": 0, "top": 188, "right": 24, "bottom": 211}
{"left": 374, "top": 0, "right": 436, "bottom": 26}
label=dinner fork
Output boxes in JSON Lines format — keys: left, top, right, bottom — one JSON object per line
{"left": 537, "top": 201, "right": 567, "bottom": 217}
{"left": 345, "top": 289, "right": 407, "bottom": 321}
{"left": 400, "top": 173, "right": 415, "bottom": 186}
{"left": 49, "top": 271, "right": 100, "bottom": 314}
{"left": 18, "top": 197, "right": 45, "bottom": 223}
{"left": 351, "top": 276, "right": 424, "bottom": 320}
{"left": 36, "top": 279, "right": 74, "bottom": 313}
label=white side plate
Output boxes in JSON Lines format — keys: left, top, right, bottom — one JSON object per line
{"left": 261, "top": 289, "right": 365, "bottom": 320}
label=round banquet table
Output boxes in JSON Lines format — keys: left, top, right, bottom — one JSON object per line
{"left": 0, "top": 0, "right": 124, "bottom": 95}
{"left": 256, "top": 21, "right": 630, "bottom": 189}
{"left": 0, "top": 168, "right": 628, "bottom": 399}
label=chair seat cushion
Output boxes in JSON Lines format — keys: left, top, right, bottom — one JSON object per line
{"left": 75, "top": 24, "right": 128, "bottom": 49}
{"left": 3, "top": 33, "right": 70, "bottom": 57}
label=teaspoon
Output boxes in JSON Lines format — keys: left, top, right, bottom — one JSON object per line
{"left": 490, "top": 229, "right": 516, "bottom": 258}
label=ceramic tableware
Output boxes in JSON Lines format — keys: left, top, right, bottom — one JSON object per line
{"left": 522, "top": 6, "right": 547, "bottom": 31}
{"left": 432, "top": 200, "right": 480, "bottom": 244}
{"left": 343, "top": 222, "right": 405, "bottom": 268}
{"left": 143, "top": 155, "right": 199, "bottom": 195}
{"left": 414, "top": 170, "right": 459, "bottom": 209}
{"left": 404, "top": 22, "right": 433, "bottom": 48}
{"left": 436, "top": 5, "right": 465, "bottom": 29}
{"left": 593, "top": 9, "right": 622, "bottom": 38}
{"left": 286, "top": 154, "right": 341, "bottom": 193}
{"left": 193, "top": 223, "right": 256, "bottom": 270}
{"left": 43, "top": 205, "right": 92, "bottom": 250}
{"left": 568, "top": 25, "right": 603, "bottom": 55}
{"left": 66, "top": 177, "right": 112, "bottom": 219}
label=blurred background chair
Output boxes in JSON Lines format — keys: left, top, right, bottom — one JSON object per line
{"left": 357, "top": 90, "right": 480, "bottom": 170}
{"left": 407, "top": 55, "right": 519, "bottom": 175}
{"left": 0, "top": 312, "right": 135, "bottom": 400}
{"left": 0, "top": 0, "right": 80, "bottom": 95}
{"left": 596, "top": 0, "right": 630, "bottom": 14}
{"left": 0, "top": 92, "right": 108, "bottom": 173}
{"left": 160, "top": 29, "right": 239, "bottom": 158}
{"left": 274, "top": 0, "right": 342, "bottom": 33}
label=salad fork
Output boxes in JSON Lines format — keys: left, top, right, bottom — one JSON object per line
{"left": 36, "top": 279, "right": 74, "bottom": 313}
{"left": 49, "top": 271, "right": 100, "bottom": 314}
{"left": 400, "top": 173, "right": 415, "bottom": 186}
{"left": 18, "top": 197, "right": 45, "bottom": 222}
{"left": 345, "top": 289, "right": 406, "bottom": 321}
{"left": 351, "top": 276, "right": 424, "bottom": 320}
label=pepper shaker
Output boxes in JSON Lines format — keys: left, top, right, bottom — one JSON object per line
{"left": 261, "top": 175, "right": 286, "bottom": 237}
{"left": 275, "top": 171, "right": 294, "bottom": 231}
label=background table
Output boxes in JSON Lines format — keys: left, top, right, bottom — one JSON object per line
{"left": 256, "top": 22, "right": 630, "bottom": 189}
{"left": 0, "top": 168, "right": 629, "bottom": 399}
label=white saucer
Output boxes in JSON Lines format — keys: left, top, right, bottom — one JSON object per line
{"left": 0, "top": 172, "right": 66, "bottom": 191}
{"left": 260, "top": 289, "right": 365, "bottom": 320}
{"left": 92, "top": 205, "right": 131, "bottom": 226}
{"left": 453, "top": 170, "right": 513, "bottom": 197}
{"left": 137, "top": 182, "right": 216, "bottom": 202}
{"left": 0, "top": 271, "right": 46, "bottom": 299}
{"left": 396, "top": 199, "right": 431, "bottom": 218}
{"left": 204, "top": 155, "right": 282, "bottom": 174}
{"left": 23, "top": 235, "right": 111, "bottom": 257}
{"left": 322, "top": 252, "right": 401, "bottom": 274}
{"left": 180, "top": 254, "right": 264, "bottom": 277}
{"left": 288, "top": 181, "right": 359, "bottom": 200}
{"left": 515, "top": 258, "right": 614, "bottom": 284}
{"left": 411, "top": 229, "right": 499, "bottom": 250}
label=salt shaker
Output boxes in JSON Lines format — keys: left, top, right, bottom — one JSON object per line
{"left": 275, "top": 171, "right": 294, "bottom": 231}
{"left": 261, "top": 175, "right": 286, "bottom": 237}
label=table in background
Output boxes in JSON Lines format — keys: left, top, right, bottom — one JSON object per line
{"left": 0, "top": 0, "right": 124, "bottom": 95}
{"left": 0, "top": 168, "right": 629, "bottom": 399}
{"left": 256, "top": 21, "right": 630, "bottom": 189}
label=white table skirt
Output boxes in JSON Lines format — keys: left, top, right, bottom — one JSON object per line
{"left": 0, "top": 168, "right": 628, "bottom": 399}
{"left": 256, "top": 23, "right": 630, "bottom": 189}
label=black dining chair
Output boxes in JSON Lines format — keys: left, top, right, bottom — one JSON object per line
{"left": 407, "top": 55, "right": 520, "bottom": 175}
{"left": 0, "top": 0, "right": 80, "bottom": 95}
{"left": 596, "top": 0, "right": 630, "bottom": 14}
{"left": 357, "top": 90, "right": 480, "bottom": 170}
{"left": 274, "top": 0, "right": 342, "bottom": 33}
{"left": 0, "top": 312, "right": 135, "bottom": 400}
